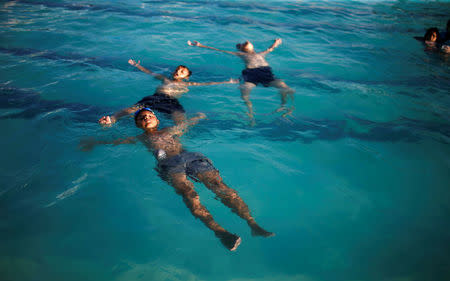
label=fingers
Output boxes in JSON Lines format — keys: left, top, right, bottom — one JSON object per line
{"left": 128, "top": 59, "right": 140, "bottom": 66}
{"left": 98, "top": 116, "right": 112, "bottom": 124}
{"left": 187, "top": 40, "right": 200, "bottom": 46}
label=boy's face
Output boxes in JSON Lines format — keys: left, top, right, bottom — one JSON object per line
{"left": 136, "top": 110, "right": 159, "bottom": 130}
{"left": 173, "top": 66, "right": 190, "bottom": 80}
{"left": 430, "top": 31, "right": 437, "bottom": 42}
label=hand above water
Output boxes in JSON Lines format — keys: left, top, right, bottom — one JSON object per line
{"left": 128, "top": 59, "right": 140, "bottom": 66}
{"left": 274, "top": 38, "right": 282, "bottom": 46}
{"left": 187, "top": 40, "right": 202, "bottom": 47}
{"left": 98, "top": 115, "right": 116, "bottom": 125}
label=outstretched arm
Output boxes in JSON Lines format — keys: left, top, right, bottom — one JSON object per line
{"left": 187, "top": 40, "right": 239, "bottom": 56}
{"left": 260, "top": 38, "right": 282, "bottom": 55}
{"left": 128, "top": 59, "right": 167, "bottom": 81}
{"left": 184, "top": 78, "right": 239, "bottom": 86}
{"left": 98, "top": 104, "right": 141, "bottom": 125}
{"left": 170, "top": 113, "right": 206, "bottom": 137}
{"left": 79, "top": 136, "right": 137, "bottom": 151}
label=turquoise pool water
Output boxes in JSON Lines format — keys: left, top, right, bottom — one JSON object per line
{"left": 1, "top": 0, "right": 449, "bottom": 280}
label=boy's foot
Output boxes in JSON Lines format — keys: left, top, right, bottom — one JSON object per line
{"left": 216, "top": 232, "right": 242, "bottom": 251}
{"left": 246, "top": 112, "right": 256, "bottom": 126}
{"left": 281, "top": 107, "right": 294, "bottom": 118}
{"left": 250, "top": 224, "right": 275, "bottom": 238}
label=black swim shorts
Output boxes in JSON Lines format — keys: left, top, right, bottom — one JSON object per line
{"left": 156, "top": 151, "right": 217, "bottom": 181}
{"left": 136, "top": 93, "right": 185, "bottom": 115}
{"left": 242, "top": 66, "right": 275, "bottom": 87}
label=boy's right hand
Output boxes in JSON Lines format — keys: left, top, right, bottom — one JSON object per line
{"left": 98, "top": 116, "right": 115, "bottom": 125}
{"left": 187, "top": 40, "right": 201, "bottom": 47}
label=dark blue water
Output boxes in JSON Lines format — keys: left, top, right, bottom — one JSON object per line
{"left": 1, "top": 1, "right": 449, "bottom": 281}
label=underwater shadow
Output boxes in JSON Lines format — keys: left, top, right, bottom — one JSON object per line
{"left": 2, "top": 87, "right": 449, "bottom": 144}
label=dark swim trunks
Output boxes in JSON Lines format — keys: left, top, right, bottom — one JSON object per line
{"left": 156, "top": 151, "right": 217, "bottom": 181}
{"left": 242, "top": 66, "right": 275, "bottom": 87}
{"left": 136, "top": 93, "right": 185, "bottom": 115}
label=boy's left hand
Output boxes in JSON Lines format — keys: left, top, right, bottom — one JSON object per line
{"left": 229, "top": 78, "right": 239, "bottom": 84}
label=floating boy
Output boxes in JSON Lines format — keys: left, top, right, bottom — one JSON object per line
{"left": 99, "top": 59, "right": 238, "bottom": 125}
{"left": 85, "top": 108, "right": 274, "bottom": 251}
{"left": 188, "top": 39, "right": 295, "bottom": 123}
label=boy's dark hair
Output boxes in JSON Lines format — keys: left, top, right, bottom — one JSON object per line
{"left": 236, "top": 42, "right": 249, "bottom": 50}
{"left": 424, "top": 27, "right": 440, "bottom": 41}
{"left": 174, "top": 65, "right": 192, "bottom": 78}
{"left": 134, "top": 107, "right": 155, "bottom": 123}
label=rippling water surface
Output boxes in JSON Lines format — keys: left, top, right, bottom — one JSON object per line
{"left": 1, "top": 1, "right": 449, "bottom": 281}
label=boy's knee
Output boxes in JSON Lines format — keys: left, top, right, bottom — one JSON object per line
{"left": 209, "top": 176, "right": 224, "bottom": 186}
{"left": 278, "top": 81, "right": 290, "bottom": 89}
{"left": 201, "top": 171, "right": 223, "bottom": 185}
{"left": 220, "top": 189, "right": 238, "bottom": 200}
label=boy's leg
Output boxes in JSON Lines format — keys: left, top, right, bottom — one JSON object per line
{"left": 169, "top": 172, "right": 241, "bottom": 250}
{"left": 239, "top": 82, "right": 256, "bottom": 122}
{"left": 196, "top": 170, "right": 274, "bottom": 237}
{"left": 269, "top": 79, "right": 295, "bottom": 116}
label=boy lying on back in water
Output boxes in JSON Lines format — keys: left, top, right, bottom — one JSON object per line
{"left": 188, "top": 39, "right": 294, "bottom": 124}
{"left": 85, "top": 108, "right": 274, "bottom": 251}
{"left": 99, "top": 59, "right": 238, "bottom": 125}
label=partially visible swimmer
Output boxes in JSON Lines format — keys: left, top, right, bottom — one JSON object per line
{"left": 188, "top": 39, "right": 294, "bottom": 124}
{"left": 98, "top": 59, "right": 238, "bottom": 125}
{"left": 439, "top": 20, "right": 450, "bottom": 42}
{"left": 83, "top": 108, "right": 274, "bottom": 251}
{"left": 440, "top": 20, "right": 450, "bottom": 53}
{"left": 423, "top": 27, "right": 450, "bottom": 54}
{"left": 424, "top": 27, "right": 441, "bottom": 45}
